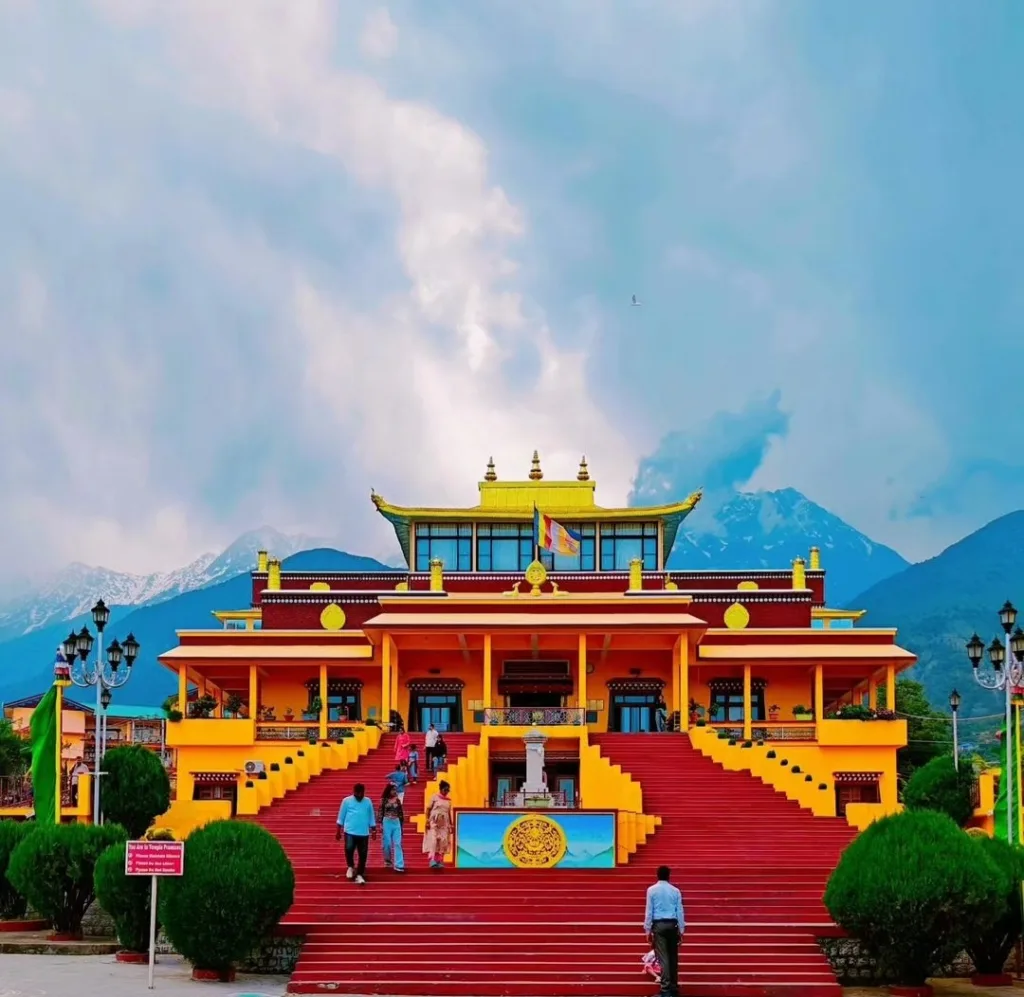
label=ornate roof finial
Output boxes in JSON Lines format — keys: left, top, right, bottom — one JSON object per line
{"left": 577, "top": 455, "right": 590, "bottom": 481}
{"left": 528, "top": 450, "right": 543, "bottom": 480}
{"left": 484, "top": 457, "right": 497, "bottom": 482}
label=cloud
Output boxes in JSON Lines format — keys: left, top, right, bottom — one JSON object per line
{"left": 360, "top": 7, "right": 398, "bottom": 60}
{"left": 630, "top": 392, "right": 790, "bottom": 516}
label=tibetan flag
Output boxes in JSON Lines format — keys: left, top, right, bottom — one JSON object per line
{"left": 30, "top": 684, "right": 58, "bottom": 825}
{"left": 534, "top": 507, "right": 582, "bottom": 557}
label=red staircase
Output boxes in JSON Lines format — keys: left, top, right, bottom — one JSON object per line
{"left": 254, "top": 732, "right": 853, "bottom": 997}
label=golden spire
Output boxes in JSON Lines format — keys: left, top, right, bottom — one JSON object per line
{"left": 528, "top": 450, "right": 543, "bottom": 480}
{"left": 484, "top": 457, "right": 497, "bottom": 482}
{"left": 577, "top": 455, "right": 590, "bottom": 481}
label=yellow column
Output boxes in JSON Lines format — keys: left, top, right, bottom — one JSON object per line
{"left": 381, "top": 635, "right": 392, "bottom": 724}
{"left": 676, "top": 637, "right": 688, "bottom": 732}
{"left": 248, "top": 665, "right": 258, "bottom": 719}
{"left": 429, "top": 558, "right": 444, "bottom": 592}
{"left": 179, "top": 665, "right": 188, "bottom": 717}
{"left": 483, "top": 633, "right": 492, "bottom": 710}
{"left": 391, "top": 642, "right": 400, "bottom": 724}
{"left": 868, "top": 676, "right": 878, "bottom": 710}
{"left": 577, "top": 633, "right": 588, "bottom": 716}
{"left": 257, "top": 550, "right": 268, "bottom": 572}
{"left": 742, "top": 664, "right": 752, "bottom": 740}
{"left": 629, "top": 557, "right": 643, "bottom": 591}
{"left": 792, "top": 556, "right": 806, "bottom": 589}
{"left": 814, "top": 664, "right": 824, "bottom": 720}
{"left": 886, "top": 663, "right": 896, "bottom": 709}
{"left": 319, "top": 663, "right": 328, "bottom": 740}
{"left": 55, "top": 682, "right": 65, "bottom": 823}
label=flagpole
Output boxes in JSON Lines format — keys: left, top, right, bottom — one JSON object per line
{"left": 54, "top": 682, "right": 63, "bottom": 824}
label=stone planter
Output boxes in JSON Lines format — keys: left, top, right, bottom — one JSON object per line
{"left": 0, "top": 918, "right": 48, "bottom": 933}
{"left": 116, "top": 951, "right": 151, "bottom": 964}
{"left": 889, "top": 986, "right": 932, "bottom": 997}
{"left": 971, "top": 973, "right": 1013, "bottom": 987}
{"left": 47, "top": 931, "right": 83, "bottom": 942}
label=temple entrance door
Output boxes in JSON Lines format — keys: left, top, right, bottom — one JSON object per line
{"left": 507, "top": 692, "right": 563, "bottom": 709}
{"left": 410, "top": 693, "right": 462, "bottom": 732}
{"left": 611, "top": 694, "right": 657, "bottom": 732}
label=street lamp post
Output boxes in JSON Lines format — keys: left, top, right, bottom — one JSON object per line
{"left": 966, "top": 602, "right": 1024, "bottom": 844}
{"left": 949, "top": 688, "right": 962, "bottom": 769}
{"left": 61, "top": 599, "right": 140, "bottom": 824}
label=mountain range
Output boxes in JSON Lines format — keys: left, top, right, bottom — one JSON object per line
{"left": 1, "top": 488, "right": 1018, "bottom": 716}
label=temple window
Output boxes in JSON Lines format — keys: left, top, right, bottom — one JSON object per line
{"left": 414, "top": 523, "right": 472, "bottom": 571}
{"left": 476, "top": 522, "right": 534, "bottom": 572}
{"left": 540, "top": 523, "right": 596, "bottom": 571}
{"left": 599, "top": 522, "right": 658, "bottom": 570}
{"left": 708, "top": 677, "right": 767, "bottom": 721}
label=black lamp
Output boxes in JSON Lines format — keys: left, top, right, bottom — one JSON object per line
{"left": 949, "top": 688, "right": 961, "bottom": 713}
{"left": 100, "top": 686, "right": 112, "bottom": 710}
{"left": 1000, "top": 600, "right": 1018, "bottom": 634}
{"left": 122, "top": 633, "right": 139, "bottom": 667}
{"left": 106, "top": 639, "right": 123, "bottom": 669}
{"left": 989, "top": 637, "right": 1006, "bottom": 671}
{"left": 966, "top": 633, "right": 985, "bottom": 668}
{"left": 91, "top": 599, "right": 110, "bottom": 632}
{"left": 76, "top": 626, "right": 94, "bottom": 661}
{"left": 1011, "top": 627, "right": 1024, "bottom": 662}
{"left": 62, "top": 631, "right": 78, "bottom": 663}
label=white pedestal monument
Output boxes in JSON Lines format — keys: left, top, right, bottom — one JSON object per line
{"left": 514, "top": 727, "right": 554, "bottom": 807}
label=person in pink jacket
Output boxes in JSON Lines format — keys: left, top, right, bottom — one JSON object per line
{"left": 394, "top": 730, "right": 411, "bottom": 764}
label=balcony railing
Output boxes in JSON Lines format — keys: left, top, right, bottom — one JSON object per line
{"left": 484, "top": 708, "right": 586, "bottom": 727}
{"left": 255, "top": 722, "right": 320, "bottom": 741}
{"left": 0, "top": 774, "right": 73, "bottom": 809}
{"left": 497, "top": 790, "right": 577, "bottom": 809}
{"left": 711, "top": 724, "right": 818, "bottom": 742}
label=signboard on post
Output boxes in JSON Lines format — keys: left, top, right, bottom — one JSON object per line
{"left": 125, "top": 840, "right": 185, "bottom": 989}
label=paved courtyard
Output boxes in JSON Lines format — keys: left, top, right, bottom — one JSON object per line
{"left": 0, "top": 953, "right": 288, "bottom": 996}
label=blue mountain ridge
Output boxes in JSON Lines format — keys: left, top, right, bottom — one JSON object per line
{"left": 0, "top": 549, "right": 393, "bottom": 707}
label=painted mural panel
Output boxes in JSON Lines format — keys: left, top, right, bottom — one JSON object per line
{"left": 455, "top": 810, "right": 615, "bottom": 868}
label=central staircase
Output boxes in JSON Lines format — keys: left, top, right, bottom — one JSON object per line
{"left": 253, "top": 732, "right": 855, "bottom": 996}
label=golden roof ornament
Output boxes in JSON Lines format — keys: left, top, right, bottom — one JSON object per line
{"left": 484, "top": 457, "right": 497, "bottom": 482}
{"left": 577, "top": 456, "right": 590, "bottom": 481}
{"left": 528, "top": 450, "right": 543, "bottom": 480}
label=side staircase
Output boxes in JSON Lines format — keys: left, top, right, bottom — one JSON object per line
{"left": 251, "top": 732, "right": 855, "bottom": 997}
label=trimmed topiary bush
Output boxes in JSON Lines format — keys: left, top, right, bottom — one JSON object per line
{"left": 964, "top": 836, "right": 1024, "bottom": 976}
{"left": 95, "top": 841, "right": 153, "bottom": 953}
{"left": 160, "top": 820, "right": 294, "bottom": 978}
{"left": 102, "top": 746, "right": 172, "bottom": 838}
{"left": 902, "top": 754, "right": 974, "bottom": 827}
{"left": 7, "top": 822, "right": 127, "bottom": 937}
{"left": 0, "top": 821, "right": 36, "bottom": 919}
{"left": 824, "top": 810, "right": 1002, "bottom": 986}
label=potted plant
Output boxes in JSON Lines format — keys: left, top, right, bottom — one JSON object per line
{"left": 688, "top": 698, "right": 701, "bottom": 726}
{"left": 707, "top": 702, "right": 721, "bottom": 723}
{"left": 257, "top": 705, "right": 276, "bottom": 722}
{"left": 188, "top": 695, "right": 218, "bottom": 719}
{"left": 283, "top": 707, "right": 295, "bottom": 722}
{"left": 166, "top": 709, "right": 183, "bottom": 723}
{"left": 302, "top": 696, "right": 322, "bottom": 722}
{"left": 793, "top": 704, "right": 813, "bottom": 721}
{"left": 768, "top": 704, "right": 781, "bottom": 721}
{"left": 224, "top": 694, "right": 243, "bottom": 719}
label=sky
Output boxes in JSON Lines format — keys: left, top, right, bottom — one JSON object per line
{"left": 1, "top": 0, "right": 1022, "bottom": 577}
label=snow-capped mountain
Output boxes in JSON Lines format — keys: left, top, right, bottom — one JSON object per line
{"left": 0, "top": 527, "right": 338, "bottom": 644}
{"left": 668, "top": 488, "right": 910, "bottom": 605}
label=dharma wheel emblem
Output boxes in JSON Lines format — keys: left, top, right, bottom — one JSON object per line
{"left": 502, "top": 814, "right": 568, "bottom": 869}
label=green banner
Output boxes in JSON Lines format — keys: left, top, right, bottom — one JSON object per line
{"left": 994, "top": 726, "right": 1021, "bottom": 841}
{"left": 29, "top": 686, "right": 57, "bottom": 824}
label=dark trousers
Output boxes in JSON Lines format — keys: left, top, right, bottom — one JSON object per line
{"left": 344, "top": 833, "right": 369, "bottom": 876}
{"left": 652, "top": 919, "right": 680, "bottom": 995}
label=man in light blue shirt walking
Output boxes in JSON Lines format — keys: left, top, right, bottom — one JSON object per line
{"left": 644, "top": 865, "right": 684, "bottom": 996}
{"left": 335, "top": 782, "right": 376, "bottom": 884}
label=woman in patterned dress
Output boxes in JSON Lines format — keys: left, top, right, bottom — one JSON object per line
{"left": 423, "top": 780, "right": 452, "bottom": 869}
{"left": 394, "top": 730, "right": 412, "bottom": 764}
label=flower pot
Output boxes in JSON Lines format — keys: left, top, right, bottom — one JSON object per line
{"left": 888, "top": 986, "right": 932, "bottom": 997}
{"left": 971, "top": 974, "right": 1013, "bottom": 987}
{"left": 192, "top": 967, "right": 236, "bottom": 982}
{"left": 794, "top": 713, "right": 813, "bottom": 721}
{"left": 283, "top": 714, "right": 294, "bottom": 722}
{"left": 47, "top": 931, "right": 83, "bottom": 942}
{"left": 768, "top": 712, "right": 780, "bottom": 721}
{"left": 116, "top": 951, "right": 151, "bottom": 964}
{"left": 0, "top": 918, "right": 48, "bottom": 932}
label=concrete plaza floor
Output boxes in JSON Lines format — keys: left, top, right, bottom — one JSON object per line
{"left": 0, "top": 952, "right": 289, "bottom": 995}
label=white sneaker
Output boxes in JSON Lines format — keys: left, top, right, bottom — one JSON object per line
{"left": 345, "top": 867, "right": 354, "bottom": 880}
{"left": 354, "top": 875, "right": 366, "bottom": 885}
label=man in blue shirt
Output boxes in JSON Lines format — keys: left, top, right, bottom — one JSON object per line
{"left": 335, "top": 783, "right": 376, "bottom": 884}
{"left": 385, "top": 762, "right": 410, "bottom": 803}
{"left": 644, "top": 865, "right": 685, "bottom": 996}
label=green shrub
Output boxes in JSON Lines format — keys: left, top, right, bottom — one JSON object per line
{"left": 964, "top": 836, "right": 1024, "bottom": 975}
{"left": 102, "top": 746, "right": 171, "bottom": 838}
{"left": 902, "top": 754, "right": 974, "bottom": 827}
{"left": 824, "top": 810, "right": 1002, "bottom": 985}
{"left": 7, "top": 823, "right": 127, "bottom": 936}
{"left": 0, "top": 821, "right": 36, "bottom": 919}
{"left": 94, "top": 841, "right": 153, "bottom": 952}
{"left": 160, "top": 820, "right": 294, "bottom": 974}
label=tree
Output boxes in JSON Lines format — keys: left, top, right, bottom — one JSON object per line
{"left": 0, "top": 719, "right": 29, "bottom": 777}
{"left": 0, "top": 821, "right": 35, "bottom": 919}
{"left": 902, "top": 754, "right": 975, "bottom": 827}
{"left": 964, "top": 836, "right": 1024, "bottom": 977}
{"left": 160, "top": 820, "right": 294, "bottom": 979}
{"left": 95, "top": 841, "right": 154, "bottom": 952}
{"left": 876, "top": 678, "right": 951, "bottom": 780}
{"left": 6, "top": 823, "right": 127, "bottom": 937}
{"left": 101, "top": 746, "right": 171, "bottom": 838}
{"left": 825, "top": 810, "right": 1002, "bottom": 986}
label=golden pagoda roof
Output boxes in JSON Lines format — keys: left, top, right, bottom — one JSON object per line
{"left": 371, "top": 455, "right": 702, "bottom": 565}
